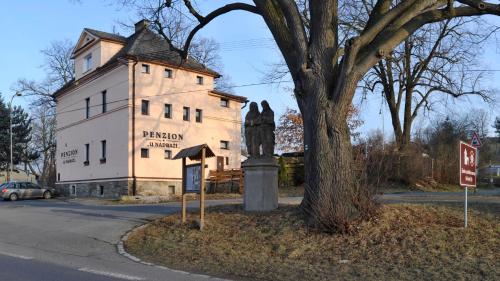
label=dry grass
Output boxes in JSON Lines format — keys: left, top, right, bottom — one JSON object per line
{"left": 125, "top": 204, "right": 499, "bottom": 281}
{"left": 106, "top": 193, "right": 242, "bottom": 205}
{"left": 278, "top": 185, "right": 305, "bottom": 197}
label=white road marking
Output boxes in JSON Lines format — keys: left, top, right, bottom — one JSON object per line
{"left": 78, "top": 268, "right": 145, "bottom": 280}
{"left": 0, "top": 251, "right": 34, "bottom": 260}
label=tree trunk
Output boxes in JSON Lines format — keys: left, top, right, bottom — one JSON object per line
{"left": 299, "top": 78, "right": 368, "bottom": 233}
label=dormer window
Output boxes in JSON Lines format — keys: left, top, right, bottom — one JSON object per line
{"left": 84, "top": 53, "right": 92, "bottom": 73}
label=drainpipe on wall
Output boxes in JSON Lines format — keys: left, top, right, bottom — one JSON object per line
{"left": 131, "top": 57, "right": 139, "bottom": 196}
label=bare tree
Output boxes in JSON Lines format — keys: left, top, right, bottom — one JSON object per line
{"left": 495, "top": 116, "right": 500, "bottom": 138}
{"left": 27, "top": 104, "right": 57, "bottom": 187}
{"left": 14, "top": 39, "right": 74, "bottom": 107}
{"left": 362, "top": 15, "right": 497, "bottom": 151}
{"left": 123, "top": 0, "right": 500, "bottom": 232}
{"left": 12, "top": 40, "right": 73, "bottom": 185}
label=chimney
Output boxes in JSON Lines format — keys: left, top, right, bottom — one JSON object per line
{"left": 135, "top": 19, "right": 150, "bottom": 32}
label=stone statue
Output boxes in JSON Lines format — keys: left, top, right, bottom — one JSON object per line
{"left": 244, "top": 102, "right": 261, "bottom": 158}
{"left": 259, "top": 100, "right": 275, "bottom": 158}
{"left": 242, "top": 100, "right": 278, "bottom": 212}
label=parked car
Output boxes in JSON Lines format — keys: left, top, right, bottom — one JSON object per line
{"left": 1, "top": 182, "right": 55, "bottom": 201}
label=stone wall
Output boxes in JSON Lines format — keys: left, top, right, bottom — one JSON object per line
{"left": 55, "top": 179, "right": 182, "bottom": 198}
{"left": 136, "top": 180, "right": 182, "bottom": 196}
{"left": 56, "top": 180, "right": 130, "bottom": 198}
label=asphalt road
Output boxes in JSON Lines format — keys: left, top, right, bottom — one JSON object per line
{"left": 0, "top": 190, "right": 497, "bottom": 281}
{"left": 0, "top": 198, "right": 233, "bottom": 281}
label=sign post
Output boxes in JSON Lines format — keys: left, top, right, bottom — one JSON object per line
{"left": 173, "top": 144, "right": 215, "bottom": 231}
{"left": 459, "top": 141, "right": 477, "bottom": 228}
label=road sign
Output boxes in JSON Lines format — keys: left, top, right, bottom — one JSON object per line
{"left": 460, "top": 141, "right": 477, "bottom": 188}
{"left": 470, "top": 131, "right": 482, "bottom": 148}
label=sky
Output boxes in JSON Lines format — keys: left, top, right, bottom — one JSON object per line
{"left": 0, "top": 1, "right": 499, "bottom": 140}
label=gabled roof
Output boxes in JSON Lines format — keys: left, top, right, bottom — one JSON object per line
{"left": 110, "top": 27, "right": 220, "bottom": 77}
{"left": 83, "top": 28, "right": 127, "bottom": 43}
{"left": 173, "top": 144, "right": 216, "bottom": 161}
{"left": 54, "top": 23, "right": 224, "bottom": 98}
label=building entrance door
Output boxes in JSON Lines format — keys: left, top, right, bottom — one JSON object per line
{"left": 217, "top": 156, "right": 224, "bottom": 171}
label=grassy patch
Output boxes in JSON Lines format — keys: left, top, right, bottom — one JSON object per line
{"left": 125, "top": 204, "right": 499, "bottom": 281}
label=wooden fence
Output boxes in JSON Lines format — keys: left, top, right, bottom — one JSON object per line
{"left": 208, "top": 169, "right": 244, "bottom": 194}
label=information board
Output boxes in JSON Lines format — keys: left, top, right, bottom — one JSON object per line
{"left": 186, "top": 164, "right": 201, "bottom": 193}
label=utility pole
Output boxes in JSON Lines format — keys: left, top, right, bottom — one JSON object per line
{"left": 9, "top": 92, "right": 22, "bottom": 182}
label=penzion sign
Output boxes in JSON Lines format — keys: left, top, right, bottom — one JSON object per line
{"left": 459, "top": 141, "right": 477, "bottom": 187}
{"left": 60, "top": 149, "right": 78, "bottom": 165}
{"left": 143, "top": 131, "right": 184, "bottom": 149}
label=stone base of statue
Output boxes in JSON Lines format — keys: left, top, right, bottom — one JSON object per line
{"left": 242, "top": 157, "right": 279, "bottom": 212}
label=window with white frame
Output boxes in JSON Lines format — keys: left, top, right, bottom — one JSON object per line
{"left": 183, "top": 107, "right": 190, "bottom": 121}
{"left": 84, "top": 53, "right": 92, "bottom": 72}
{"left": 100, "top": 140, "right": 106, "bottom": 163}
{"left": 85, "top": 98, "right": 90, "bottom": 119}
{"left": 164, "top": 150, "right": 172, "bottom": 159}
{"left": 164, "top": 104, "right": 172, "bottom": 119}
{"left": 164, "top": 68, "right": 173, "bottom": 78}
{"left": 141, "top": 148, "right": 149, "bottom": 158}
{"left": 220, "top": 98, "right": 229, "bottom": 108}
{"left": 141, "top": 100, "right": 149, "bottom": 115}
{"left": 84, "top": 143, "right": 90, "bottom": 165}
{"left": 101, "top": 90, "right": 107, "bottom": 113}
{"left": 195, "top": 109, "right": 202, "bottom": 123}
{"left": 220, "top": 140, "right": 229, "bottom": 150}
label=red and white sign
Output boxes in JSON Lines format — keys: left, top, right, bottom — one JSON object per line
{"left": 460, "top": 141, "right": 477, "bottom": 187}
{"left": 470, "top": 131, "right": 482, "bottom": 148}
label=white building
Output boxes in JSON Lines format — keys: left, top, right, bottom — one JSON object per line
{"left": 54, "top": 20, "right": 246, "bottom": 198}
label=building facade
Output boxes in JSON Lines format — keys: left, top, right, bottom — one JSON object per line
{"left": 54, "top": 20, "right": 246, "bottom": 198}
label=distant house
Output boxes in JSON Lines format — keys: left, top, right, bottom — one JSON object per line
{"left": 53, "top": 20, "right": 247, "bottom": 198}
{"left": 0, "top": 169, "right": 36, "bottom": 183}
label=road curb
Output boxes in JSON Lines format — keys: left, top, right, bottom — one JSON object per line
{"left": 117, "top": 222, "right": 232, "bottom": 281}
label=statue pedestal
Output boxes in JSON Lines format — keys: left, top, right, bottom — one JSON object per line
{"left": 242, "top": 158, "right": 279, "bottom": 212}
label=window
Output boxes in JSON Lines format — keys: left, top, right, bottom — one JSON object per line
{"left": 164, "top": 68, "right": 173, "bottom": 78}
{"left": 164, "top": 150, "right": 172, "bottom": 159}
{"left": 141, "top": 148, "right": 149, "bottom": 158}
{"left": 225, "top": 157, "right": 229, "bottom": 165}
{"left": 195, "top": 109, "right": 202, "bottom": 123}
{"left": 85, "top": 98, "right": 90, "bottom": 119}
{"left": 220, "top": 98, "right": 229, "bottom": 108}
{"left": 196, "top": 76, "right": 204, "bottom": 85}
{"left": 220, "top": 140, "right": 229, "bottom": 150}
{"left": 57, "top": 173, "right": 60, "bottom": 182}
{"left": 183, "top": 107, "right": 190, "bottom": 121}
{"left": 100, "top": 140, "right": 106, "bottom": 164}
{"left": 168, "top": 185, "right": 175, "bottom": 194}
{"left": 84, "top": 53, "right": 92, "bottom": 72}
{"left": 101, "top": 90, "right": 107, "bottom": 113}
{"left": 164, "top": 104, "right": 172, "bottom": 119}
{"left": 70, "top": 185, "right": 77, "bottom": 196}
{"left": 84, "top": 143, "right": 90, "bottom": 165}
{"left": 141, "top": 64, "right": 150, "bottom": 74}
{"left": 141, "top": 100, "right": 149, "bottom": 115}
{"left": 99, "top": 186, "right": 104, "bottom": 196}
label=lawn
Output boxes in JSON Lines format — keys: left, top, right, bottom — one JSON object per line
{"left": 124, "top": 203, "right": 499, "bottom": 281}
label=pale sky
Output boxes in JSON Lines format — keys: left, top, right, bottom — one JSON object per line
{"left": 0, "top": 1, "right": 498, "bottom": 139}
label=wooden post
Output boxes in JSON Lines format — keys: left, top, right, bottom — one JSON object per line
{"left": 200, "top": 147, "right": 206, "bottom": 230}
{"left": 181, "top": 157, "right": 187, "bottom": 224}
